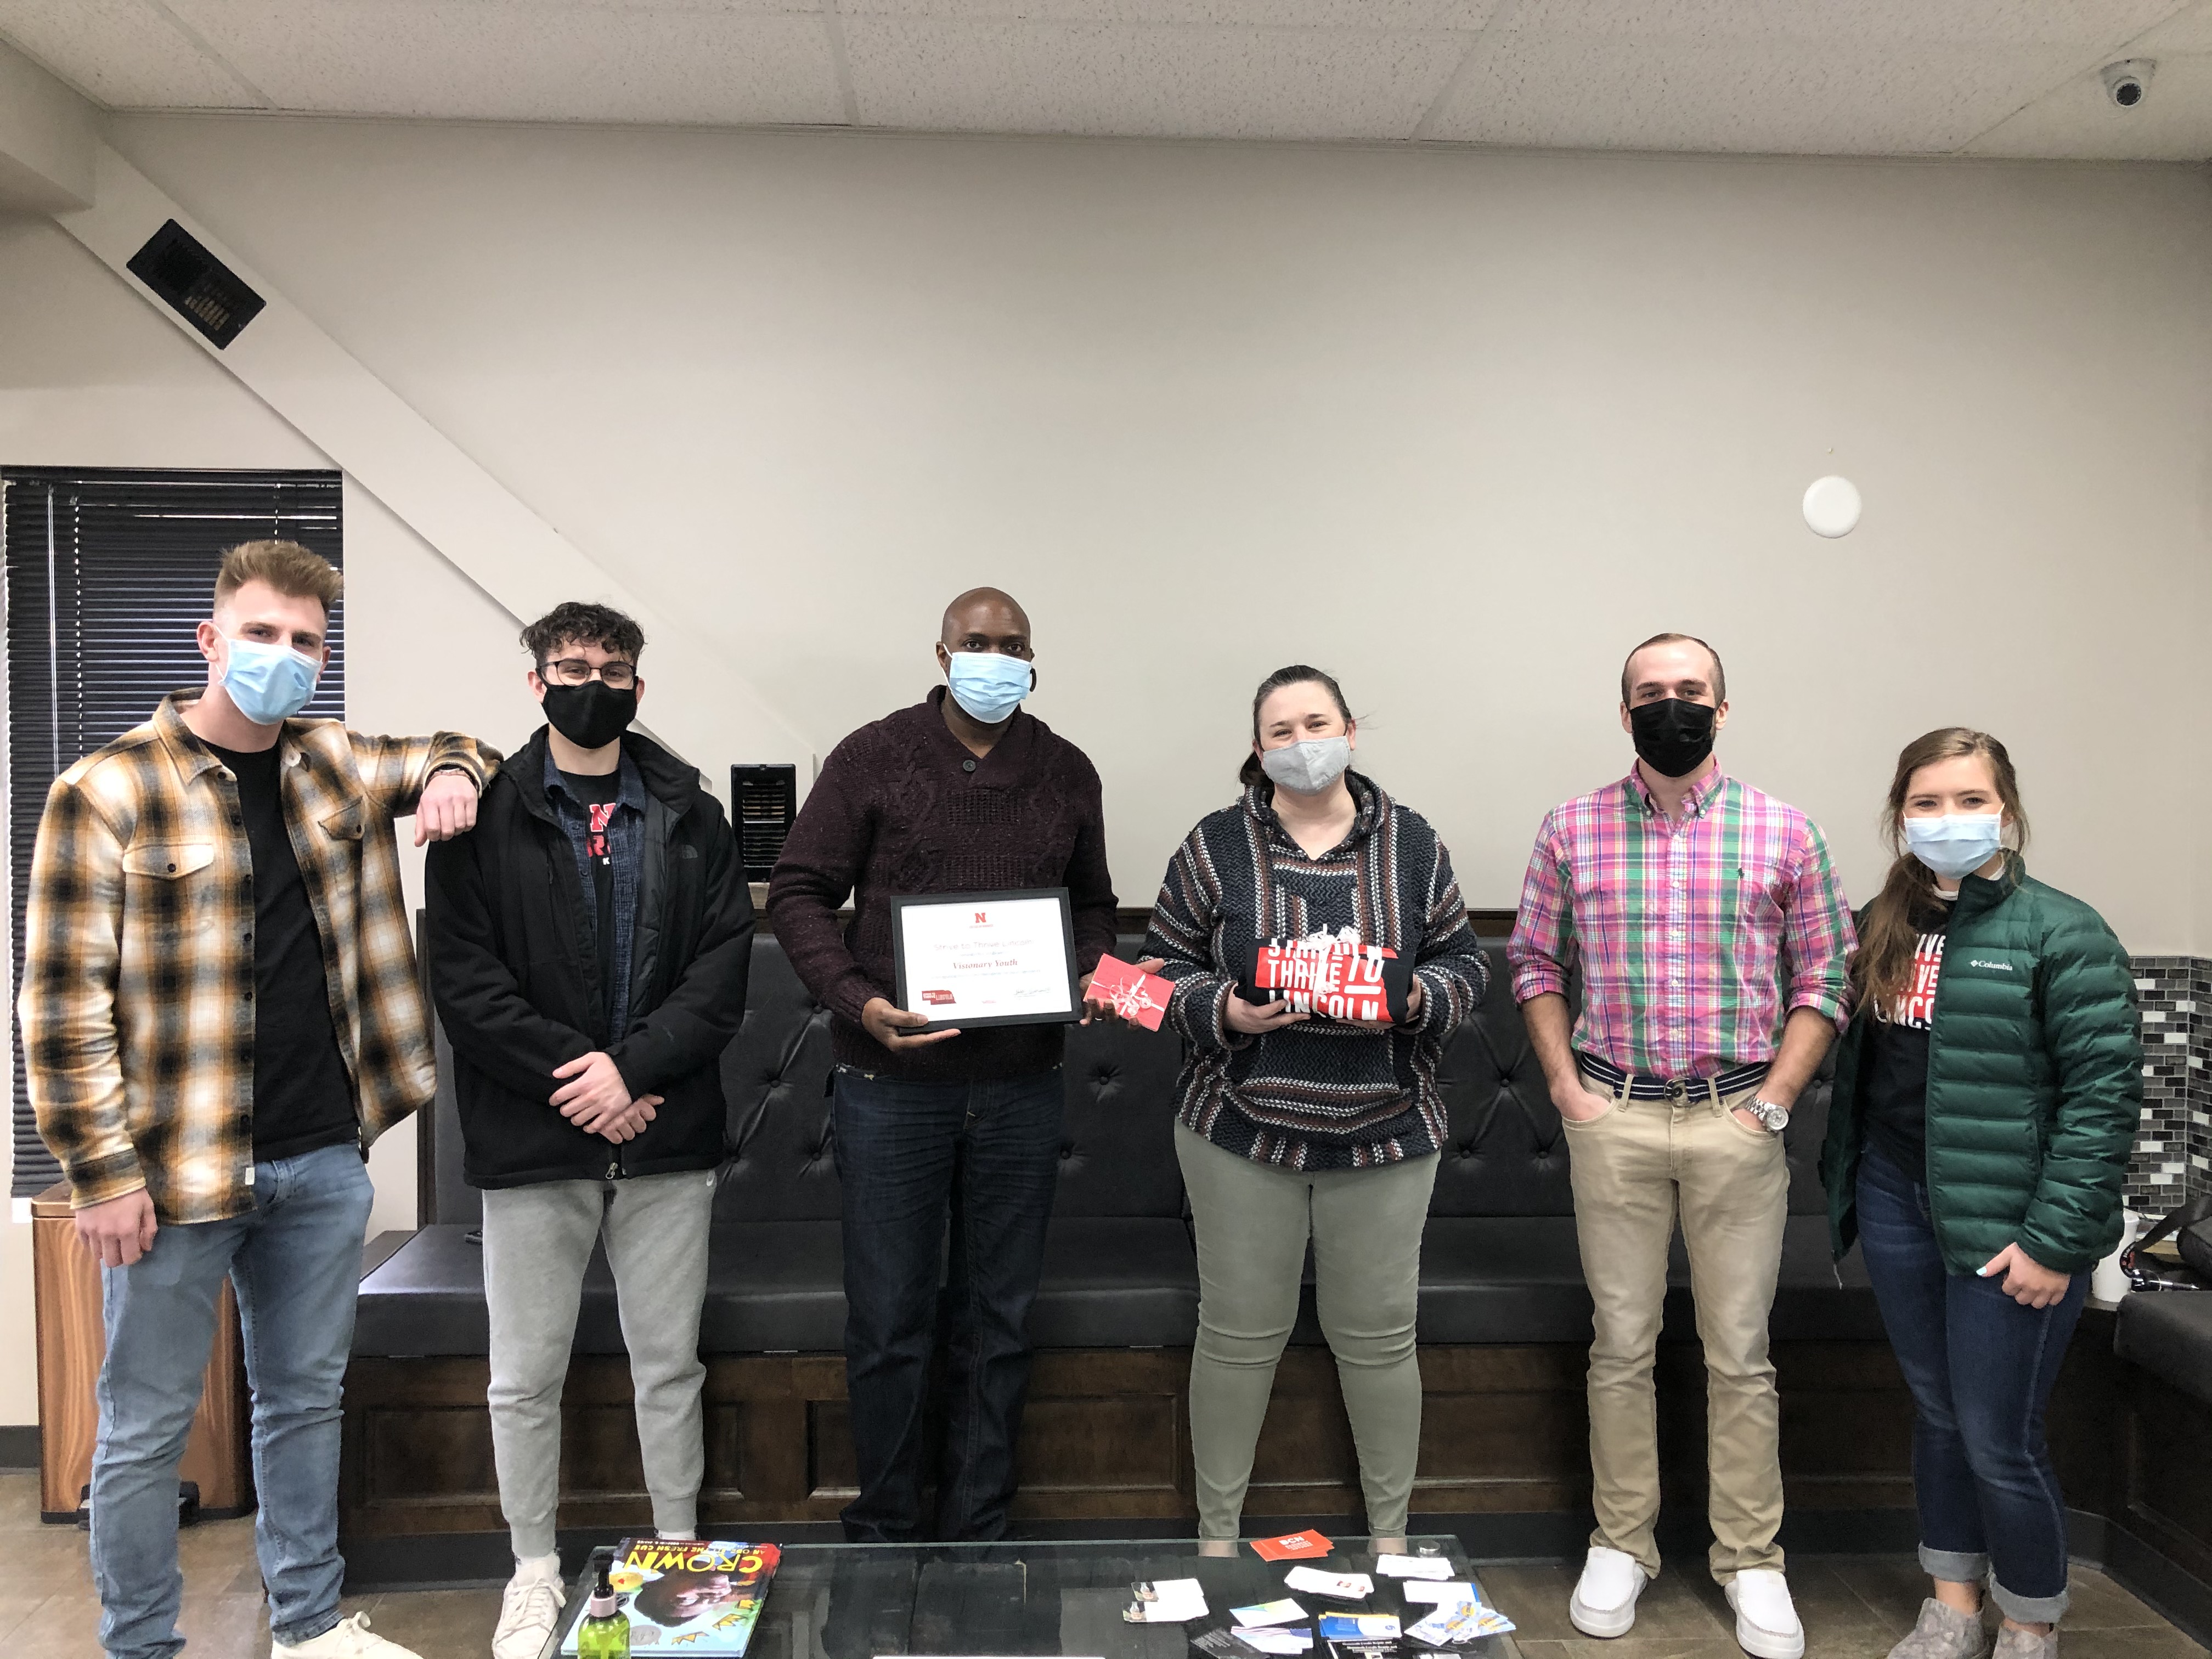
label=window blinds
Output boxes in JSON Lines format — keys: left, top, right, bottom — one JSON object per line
{"left": 4, "top": 469, "right": 345, "bottom": 1200}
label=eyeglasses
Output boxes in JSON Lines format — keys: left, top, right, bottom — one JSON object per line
{"left": 543, "top": 658, "right": 637, "bottom": 689}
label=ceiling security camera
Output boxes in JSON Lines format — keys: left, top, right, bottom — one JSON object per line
{"left": 2101, "top": 59, "right": 2154, "bottom": 108}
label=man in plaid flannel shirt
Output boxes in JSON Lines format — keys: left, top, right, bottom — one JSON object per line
{"left": 1508, "top": 634, "right": 1854, "bottom": 1659}
{"left": 19, "top": 541, "right": 496, "bottom": 1659}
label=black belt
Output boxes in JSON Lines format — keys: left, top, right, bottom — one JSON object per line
{"left": 1578, "top": 1052, "right": 1770, "bottom": 1103}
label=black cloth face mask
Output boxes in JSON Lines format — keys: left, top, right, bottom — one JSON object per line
{"left": 541, "top": 681, "right": 637, "bottom": 751}
{"left": 1628, "top": 697, "right": 1717, "bottom": 779}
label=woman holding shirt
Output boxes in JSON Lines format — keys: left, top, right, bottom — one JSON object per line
{"left": 1145, "top": 664, "right": 1488, "bottom": 1551}
{"left": 1823, "top": 729, "right": 2140, "bottom": 1659}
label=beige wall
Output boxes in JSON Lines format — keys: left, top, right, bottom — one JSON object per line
{"left": 3, "top": 122, "right": 2210, "bottom": 1421}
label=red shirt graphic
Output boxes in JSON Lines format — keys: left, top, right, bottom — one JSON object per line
{"left": 1887, "top": 931, "right": 1945, "bottom": 1031}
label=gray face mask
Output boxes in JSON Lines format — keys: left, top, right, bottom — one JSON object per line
{"left": 1260, "top": 736, "right": 1352, "bottom": 796}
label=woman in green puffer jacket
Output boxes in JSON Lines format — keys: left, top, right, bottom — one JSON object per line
{"left": 1821, "top": 728, "right": 2140, "bottom": 1659}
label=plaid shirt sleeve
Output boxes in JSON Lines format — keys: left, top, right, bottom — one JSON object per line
{"left": 1781, "top": 816, "right": 1856, "bottom": 1029}
{"left": 1506, "top": 811, "right": 1578, "bottom": 1005}
{"left": 19, "top": 778, "right": 145, "bottom": 1207}
{"left": 349, "top": 730, "right": 499, "bottom": 818}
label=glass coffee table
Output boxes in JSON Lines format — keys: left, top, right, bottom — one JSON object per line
{"left": 537, "top": 1535, "right": 1519, "bottom": 1657}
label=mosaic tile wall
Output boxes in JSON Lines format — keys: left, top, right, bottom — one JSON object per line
{"left": 2128, "top": 956, "right": 2211, "bottom": 1221}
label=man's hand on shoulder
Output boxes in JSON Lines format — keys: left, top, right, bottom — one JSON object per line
{"left": 75, "top": 1188, "right": 157, "bottom": 1268}
{"left": 414, "top": 769, "right": 481, "bottom": 847}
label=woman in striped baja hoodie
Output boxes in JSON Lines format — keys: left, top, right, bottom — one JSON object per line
{"left": 1144, "top": 664, "right": 1488, "bottom": 1551}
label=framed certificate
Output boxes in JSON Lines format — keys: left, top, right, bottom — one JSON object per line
{"left": 889, "top": 888, "right": 1079, "bottom": 1031}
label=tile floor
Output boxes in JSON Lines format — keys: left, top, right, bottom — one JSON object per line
{"left": 0, "top": 1473, "right": 2202, "bottom": 1659}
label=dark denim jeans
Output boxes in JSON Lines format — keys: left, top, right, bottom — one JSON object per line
{"left": 831, "top": 1064, "right": 1063, "bottom": 1543}
{"left": 1857, "top": 1142, "right": 2086, "bottom": 1624}
{"left": 92, "top": 1143, "right": 374, "bottom": 1659}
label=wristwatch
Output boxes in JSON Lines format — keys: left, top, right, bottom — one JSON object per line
{"left": 1744, "top": 1097, "right": 1791, "bottom": 1133}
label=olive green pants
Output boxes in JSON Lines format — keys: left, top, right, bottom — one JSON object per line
{"left": 1175, "top": 1125, "right": 1439, "bottom": 1540}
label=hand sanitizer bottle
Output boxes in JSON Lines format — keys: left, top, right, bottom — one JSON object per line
{"left": 575, "top": 1561, "right": 630, "bottom": 1658}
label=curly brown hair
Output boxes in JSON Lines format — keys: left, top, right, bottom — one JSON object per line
{"left": 520, "top": 601, "right": 644, "bottom": 667}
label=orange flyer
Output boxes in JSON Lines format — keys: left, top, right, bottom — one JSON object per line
{"left": 1251, "top": 1531, "right": 1334, "bottom": 1561}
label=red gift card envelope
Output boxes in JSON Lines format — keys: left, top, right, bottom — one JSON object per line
{"left": 1084, "top": 955, "right": 1172, "bottom": 1032}
{"left": 1251, "top": 1531, "right": 1334, "bottom": 1561}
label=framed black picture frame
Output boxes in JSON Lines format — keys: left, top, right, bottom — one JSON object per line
{"left": 888, "top": 887, "right": 1079, "bottom": 1031}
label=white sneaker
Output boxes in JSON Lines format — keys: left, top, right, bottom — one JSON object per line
{"left": 1726, "top": 1568, "right": 1807, "bottom": 1659}
{"left": 1569, "top": 1545, "right": 1649, "bottom": 1638}
{"left": 493, "top": 1553, "right": 569, "bottom": 1659}
{"left": 271, "top": 1612, "right": 426, "bottom": 1659}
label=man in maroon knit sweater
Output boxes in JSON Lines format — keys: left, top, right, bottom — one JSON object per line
{"left": 767, "top": 588, "right": 1120, "bottom": 1541}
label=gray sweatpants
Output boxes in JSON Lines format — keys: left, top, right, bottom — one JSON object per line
{"left": 482, "top": 1170, "right": 718, "bottom": 1559}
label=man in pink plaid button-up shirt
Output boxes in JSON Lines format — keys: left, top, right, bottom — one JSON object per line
{"left": 1508, "top": 634, "right": 1855, "bottom": 1659}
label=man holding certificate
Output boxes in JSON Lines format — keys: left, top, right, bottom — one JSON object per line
{"left": 767, "top": 587, "right": 1119, "bottom": 1543}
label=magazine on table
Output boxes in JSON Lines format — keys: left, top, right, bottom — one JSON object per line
{"left": 561, "top": 1539, "right": 780, "bottom": 1655}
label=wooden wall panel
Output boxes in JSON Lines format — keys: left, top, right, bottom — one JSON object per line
{"left": 337, "top": 1336, "right": 1999, "bottom": 1541}
{"left": 336, "top": 1314, "right": 2170, "bottom": 1549}
{"left": 2124, "top": 1371, "right": 2212, "bottom": 1584}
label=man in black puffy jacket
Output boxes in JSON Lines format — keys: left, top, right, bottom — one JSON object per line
{"left": 425, "top": 602, "right": 752, "bottom": 1659}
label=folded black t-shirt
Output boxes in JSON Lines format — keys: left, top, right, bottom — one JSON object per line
{"left": 1228, "top": 930, "right": 1414, "bottom": 1024}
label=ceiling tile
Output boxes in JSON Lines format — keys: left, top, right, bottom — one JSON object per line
{"left": 1487, "top": 0, "right": 2186, "bottom": 48}
{"left": 840, "top": 0, "right": 1496, "bottom": 26}
{"left": 843, "top": 16, "right": 1469, "bottom": 139}
{"left": 1965, "top": 48, "right": 2212, "bottom": 156}
{"left": 495, "top": 0, "right": 821, "bottom": 9}
{"left": 2127, "top": 0, "right": 2212, "bottom": 49}
{"left": 0, "top": 0, "right": 266, "bottom": 106}
{"left": 157, "top": 1, "right": 844, "bottom": 122}
{"left": 1421, "top": 31, "right": 2102, "bottom": 153}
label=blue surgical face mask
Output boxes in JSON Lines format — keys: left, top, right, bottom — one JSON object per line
{"left": 945, "top": 651, "right": 1034, "bottom": 725}
{"left": 220, "top": 634, "right": 321, "bottom": 725}
{"left": 1904, "top": 814, "right": 2006, "bottom": 881}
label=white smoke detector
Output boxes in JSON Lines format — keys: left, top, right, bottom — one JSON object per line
{"left": 1802, "top": 475, "right": 1862, "bottom": 538}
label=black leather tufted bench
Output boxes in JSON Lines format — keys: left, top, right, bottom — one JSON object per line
{"left": 354, "top": 937, "right": 1877, "bottom": 1357}
{"left": 2116, "top": 1290, "right": 2212, "bottom": 1410}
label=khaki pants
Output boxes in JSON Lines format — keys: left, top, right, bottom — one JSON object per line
{"left": 1564, "top": 1070, "right": 1790, "bottom": 1582}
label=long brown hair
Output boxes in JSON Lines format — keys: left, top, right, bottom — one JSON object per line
{"left": 1853, "top": 728, "right": 2030, "bottom": 1017}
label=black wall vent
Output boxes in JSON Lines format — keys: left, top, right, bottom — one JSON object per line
{"left": 125, "top": 219, "right": 267, "bottom": 349}
{"left": 730, "top": 764, "right": 798, "bottom": 883}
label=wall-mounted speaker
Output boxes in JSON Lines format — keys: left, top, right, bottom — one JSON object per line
{"left": 730, "top": 764, "right": 797, "bottom": 883}
{"left": 126, "top": 220, "right": 266, "bottom": 349}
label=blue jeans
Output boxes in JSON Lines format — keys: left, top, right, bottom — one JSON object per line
{"left": 831, "top": 1065, "right": 1063, "bottom": 1543}
{"left": 92, "top": 1143, "right": 375, "bottom": 1659}
{"left": 1856, "top": 1143, "right": 2086, "bottom": 1624}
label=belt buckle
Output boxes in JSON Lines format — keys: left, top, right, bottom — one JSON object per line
{"left": 1664, "top": 1078, "right": 1689, "bottom": 1102}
